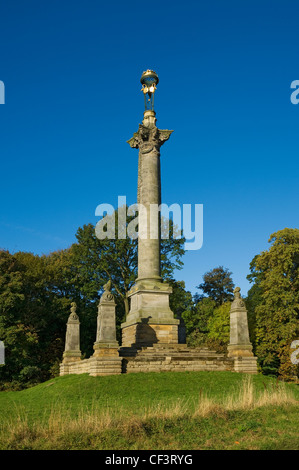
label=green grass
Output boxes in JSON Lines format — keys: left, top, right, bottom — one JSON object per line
{"left": 0, "top": 371, "right": 298, "bottom": 450}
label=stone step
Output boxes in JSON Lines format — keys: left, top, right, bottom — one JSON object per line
{"left": 119, "top": 345, "right": 227, "bottom": 362}
{"left": 137, "top": 349, "right": 225, "bottom": 358}
{"left": 118, "top": 347, "right": 140, "bottom": 357}
{"left": 139, "top": 345, "right": 220, "bottom": 354}
{"left": 135, "top": 355, "right": 227, "bottom": 361}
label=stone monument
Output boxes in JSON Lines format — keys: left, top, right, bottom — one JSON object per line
{"left": 94, "top": 280, "right": 119, "bottom": 348}
{"left": 227, "top": 287, "right": 258, "bottom": 373}
{"left": 60, "top": 70, "right": 257, "bottom": 376}
{"left": 89, "top": 280, "right": 122, "bottom": 376}
{"left": 121, "top": 70, "right": 180, "bottom": 348}
{"left": 62, "top": 302, "right": 81, "bottom": 363}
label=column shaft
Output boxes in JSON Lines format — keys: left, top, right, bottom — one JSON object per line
{"left": 137, "top": 146, "right": 161, "bottom": 281}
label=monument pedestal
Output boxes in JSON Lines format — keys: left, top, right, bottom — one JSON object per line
{"left": 62, "top": 351, "right": 81, "bottom": 363}
{"left": 122, "top": 321, "right": 180, "bottom": 348}
{"left": 121, "top": 281, "right": 180, "bottom": 348}
{"left": 227, "top": 343, "right": 254, "bottom": 358}
{"left": 90, "top": 343, "right": 122, "bottom": 376}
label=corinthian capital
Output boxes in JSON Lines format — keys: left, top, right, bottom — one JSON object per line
{"left": 127, "top": 124, "right": 173, "bottom": 150}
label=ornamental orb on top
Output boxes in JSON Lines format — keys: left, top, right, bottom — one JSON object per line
{"left": 140, "top": 70, "right": 159, "bottom": 111}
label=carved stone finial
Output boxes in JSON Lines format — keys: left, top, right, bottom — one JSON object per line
{"left": 232, "top": 287, "right": 245, "bottom": 308}
{"left": 234, "top": 286, "right": 241, "bottom": 298}
{"left": 100, "top": 280, "right": 114, "bottom": 303}
{"left": 69, "top": 302, "right": 79, "bottom": 321}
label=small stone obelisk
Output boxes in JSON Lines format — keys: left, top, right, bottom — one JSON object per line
{"left": 90, "top": 280, "right": 122, "bottom": 376}
{"left": 227, "top": 287, "right": 258, "bottom": 373}
{"left": 93, "top": 280, "right": 119, "bottom": 350}
{"left": 121, "top": 70, "right": 180, "bottom": 348}
{"left": 62, "top": 302, "right": 81, "bottom": 363}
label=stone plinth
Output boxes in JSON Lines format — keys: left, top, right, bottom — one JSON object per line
{"left": 92, "top": 342, "right": 122, "bottom": 375}
{"left": 233, "top": 357, "right": 258, "bottom": 374}
{"left": 122, "top": 280, "right": 180, "bottom": 348}
{"left": 60, "top": 356, "right": 122, "bottom": 376}
{"left": 122, "top": 322, "right": 179, "bottom": 348}
{"left": 126, "top": 281, "right": 176, "bottom": 323}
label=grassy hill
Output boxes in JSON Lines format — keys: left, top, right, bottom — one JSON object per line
{"left": 0, "top": 371, "right": 298, "bottom": 450}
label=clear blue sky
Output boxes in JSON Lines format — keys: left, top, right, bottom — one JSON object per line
{"left": 0, "top": 0, "right": 298, "bottom": 297}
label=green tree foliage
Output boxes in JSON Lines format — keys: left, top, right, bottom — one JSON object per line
{"left": 244, "top": 282, "right": 261, "bottom": 352}
{"left": 247, "top": 228, "right": 299, "bottom": 379}
{"left": 207, "top": 302, "right": 231, "bottom": 343}
{"left": 168, "top": 280, "right": 193, "bottom": 320}
{"left": 195, "top": 266, "right": 235, "bottom": 306}
{"left": 0, "top": 250, "right": 68, "bottom": 385}
{"left": 182, "top": 297, "right": 216, "bottom": 337}
{"left": 185, "top": 266, "right": 234, "bottom": 348}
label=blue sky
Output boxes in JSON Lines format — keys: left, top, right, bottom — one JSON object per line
{"left": 0, "top": 0, "right": 298, "bottom": 297}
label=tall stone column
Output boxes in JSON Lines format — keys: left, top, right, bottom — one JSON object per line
{"left": 121, "top": 108, "right": 180, "bottom": 348}
{"left": 129, "top": 112, "right": 173, "bottom": 283}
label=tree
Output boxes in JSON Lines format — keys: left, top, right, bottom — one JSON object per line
{"left": 168, "top": 280, "right": 193, "bottom": 320}
{"left": 195, "top": 266, "right": 235, "bottom": 306}
{"left": 0, "top": 250, "right": 66, "bottom": 385}
{"left": 0, "top": 250, "right": 31, "bottom": 383}
{"left": 184, "top": 266, "right": 234, "bottom": 348}
{"left": 244, "top": 282, "right": 261, "bottom": 352}
{"left": 207, "top": 302, "right": 231, "bottom": 343}
{"left": 182, "top": 297, "right": 216, "bottom": 337}
{"left": 247, "top": 228, "right": 299, "bottom": 379}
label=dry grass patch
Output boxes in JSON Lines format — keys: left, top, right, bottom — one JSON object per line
{"left": 224, "top": 375, "right": 297, "bottom": 410}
